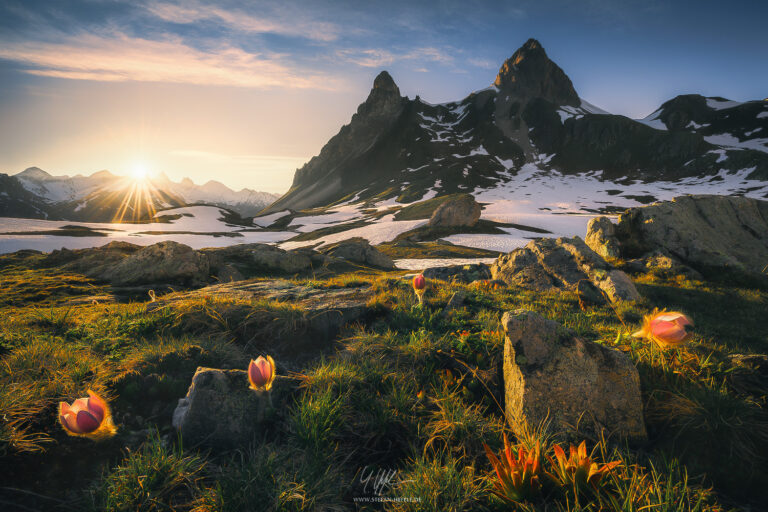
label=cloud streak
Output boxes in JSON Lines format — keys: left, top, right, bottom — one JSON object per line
{"left": 0, "top": 33, "right": 342, "bottom": 89}
{"left": 145, "top": 1, "right": 340, "bottom": 42}
{"left": 337, "top": 46, "right": 455, "bottom": 68}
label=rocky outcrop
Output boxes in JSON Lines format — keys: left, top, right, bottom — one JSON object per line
{"left": 490, "top": 237, "right": 641, "bottom": 303}
{"left": 49, "top": 240, "right": 210, "bottom": 286}
{"left": 204, "top": 243, "right": 313, "bottom": 276}
{"left": 319, "top": 237, "right": 394, "bottom": 269}
{"left": 502, "top": 310, "right": 646, "bottom": 441}
{"left": 427, "top": 194, "right": 482, "bottom": 228}
{"left": 422, "top": 263, "right": 491, "bottom": 283}
{"left": 172, "top": 367, "right": 282, "bottom": 449}
{"left": 585, "top": 217, "right": 621, "bottom": 262}
{"left": 102, "top": 241, "right": 210, "bottom": 286}
{"left": 612, "top": 195, "right": 768, "bottom": 279}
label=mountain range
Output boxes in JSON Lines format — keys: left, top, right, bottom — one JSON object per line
{"left": 264, "top": 38, "right": 768, "bottom": 213}
{"left": 0, "top": 167, "right": 279, "bottom": 222}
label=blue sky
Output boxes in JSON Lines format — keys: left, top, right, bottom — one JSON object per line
{"left": 0, "top": 0, "right": 766, "bottom": 192}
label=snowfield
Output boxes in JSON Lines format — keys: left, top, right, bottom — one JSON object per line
{"left": 2, "top": 164, "right": 767, "bottom": 258}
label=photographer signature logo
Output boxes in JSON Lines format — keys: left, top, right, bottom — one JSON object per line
{"left": 352, "top": 466, "right": 420, "bottom": 504}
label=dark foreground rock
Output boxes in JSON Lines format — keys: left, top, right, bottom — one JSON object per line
{"left": 588, "top": 195, "right": 768, "bottom": 279}
{"left": 172, "top": 367, "right": 285, "bottom": 450}
{"left": 422, "top": 263, "right": 492, "bottom": 283}
{"left": 491, "top": 237, "right": 641, "bottom": 303}
{"left": 319, "top": 237, "right": 395, "bottom": 269}
{"left": 502, "top": 309, "right": 646, "bottom": 441}
{"left": 427, "top": 194, "right": 482, "bottom": 228}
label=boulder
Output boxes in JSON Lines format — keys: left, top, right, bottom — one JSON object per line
{"left": 319, "top": 237, "right": 394, "bottom": 269}
{"left": 172, "top": 367, "right": 281, "bottom": 450}
{"left": 101, "top": 241, "right": 210, "bottom": 286}
{"left": 204, "top": 243, "right": 313, "bottom": 277}
{"left": 422, "top": 263, "right": 491, "bottom": 283}
{"left": 585, "top": 217, "right": 621, "bottom": 262}
{"left": 615, "top": 195, "right": 768, "bottom": 278}
{"left": 45, "top": 241, "right": 141, "bottom": 270}
{"left": 502, "top": 310, "right": 646, "bottom": 441}
{"left": 428, "top": 194, "right": 482, "bottom": 228}
{"left": 490, "top": 237, "right": 641, "bottom": 303}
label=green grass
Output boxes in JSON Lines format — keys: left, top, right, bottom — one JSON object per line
{"left": 0, "top": 254, "right": 766, "bottom": 510}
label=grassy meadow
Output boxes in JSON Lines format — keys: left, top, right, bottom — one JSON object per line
{"left": 0, "top": 250, "right": 766, "bottom": 511}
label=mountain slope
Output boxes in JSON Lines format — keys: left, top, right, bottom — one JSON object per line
{"left": 264, "top": 38, "right": 768, "bottom": 213}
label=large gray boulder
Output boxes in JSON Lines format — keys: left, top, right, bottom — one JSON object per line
{"left": 204, "top": 243, "right": 313, "bottom": 277}
{"left": 502, "top": 310, "right": 646, "bottom": 441}
{"left": 491, "top": 237, "right": 641, "bottom": 303}
{"left": 60, "top": 241, "right": 210, "bottom": 286}
{"left": 615, "top": 195, "right": 768, "bottom": 278}
{"left": 428, "top": 194, "right": 482, "bottom": 228}
{"left": 319, "top": 237, "right": 394, "bottom": 269}
{"left": 172, "top": 367, "right": 280, "bottom": 450}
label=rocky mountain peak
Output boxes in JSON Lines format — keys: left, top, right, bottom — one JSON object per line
{"left": 357, "top": 70, "right": 404, "bottom": 118}
{"left": 494, "top": 38, "right": 579, "bottom": 106}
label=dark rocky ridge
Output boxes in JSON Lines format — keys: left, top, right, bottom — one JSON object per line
{"left": 264, "top": 39, "right": 768, "bottom": 213}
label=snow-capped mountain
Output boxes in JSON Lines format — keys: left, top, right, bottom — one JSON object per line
{"left": 264, "top": 38, "right": 768, "bottom": 214}
{"left": 0, "top": 167, "right": 280, "bottom": 221}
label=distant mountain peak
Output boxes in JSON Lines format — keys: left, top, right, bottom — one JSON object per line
{"left": 494, "top": 38, "right": 579, "bottom": 106}
{"left": 18, "top": 167, "right": 52, "bottom": 180}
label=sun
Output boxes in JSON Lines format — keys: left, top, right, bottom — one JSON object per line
{"left": 130, "top": 163, "right": 150, "bottom": 181}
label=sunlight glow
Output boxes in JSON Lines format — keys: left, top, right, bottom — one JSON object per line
{"left": 130, "top": 163, "right": 150, "bottom": 181}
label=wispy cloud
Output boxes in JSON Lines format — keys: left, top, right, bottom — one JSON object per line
{"left": 145, "top": 1, "right": 340, "bottom": 42}
{"left": 337, "top": 46, "right": 455, "bottom": 68}
{"left": 0, "top": 33, "right": 341, "bottom": 89}
{"left": 467, "top": 57, "right": 497, "bottom": 70}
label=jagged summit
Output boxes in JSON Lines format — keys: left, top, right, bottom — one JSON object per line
{"left": 494, "top": 38, "right": 579, "bottom": 106}
{"left": 372, "top": 70, "right": 398, "bottom": 94}
{"left": 357, "top": 70, "right": 405, "bottom": 118}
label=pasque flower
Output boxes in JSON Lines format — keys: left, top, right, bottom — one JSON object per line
{"left": 248, "top": 355, "right": 276, "bottom": 391}
{"left": 59, "top": 390, "right": 116, "bottom": 440}
{"left": 633, "top": 309, "right": 693, "bottom": 349}
{"left": 412, "top": 274, "right": 426, "bottom": 304}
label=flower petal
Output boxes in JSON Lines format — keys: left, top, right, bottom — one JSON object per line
{"left": 86, "top": 390, "right": 107, "bottom": 423}
{"left": 76, "top": 409, "right": 101, "bottom": 433}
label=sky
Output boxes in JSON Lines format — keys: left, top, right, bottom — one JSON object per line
{"left": 0, "top": 0, "right": 766, "bottom": 194}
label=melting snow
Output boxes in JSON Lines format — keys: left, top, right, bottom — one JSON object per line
{"left": 706, "top": 98, "right": 743, "bottom": 110}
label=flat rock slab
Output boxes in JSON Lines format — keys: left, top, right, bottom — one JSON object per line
{"left": 148, "top": 279, "right": 374, "bottom": 360}
{"left": 502, "top": 309, "right": 647, "bottom": 441}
